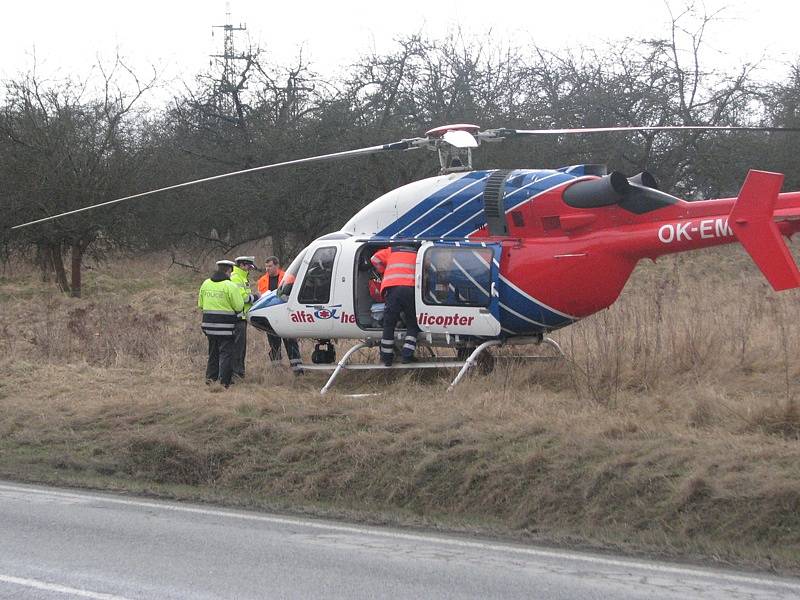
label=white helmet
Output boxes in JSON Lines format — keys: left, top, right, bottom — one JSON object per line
{"left": 216, "top": 259, "right": 235, "bottom": 267}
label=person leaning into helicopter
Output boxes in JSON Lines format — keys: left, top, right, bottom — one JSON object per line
{"left": 371, "top": 244, "right": 421, "bottom": 366}
{"left": 257, "top": 256, "right": 303, "bottom": 371}
{"left": 198, "top": 260, "right": 244, "bottom": 388}
{"left": 230, "top": 256, "right": 260, "bottom": 380}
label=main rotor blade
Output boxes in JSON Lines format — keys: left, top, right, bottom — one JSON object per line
{"left": 10, "top": 139, "right": 423, "bottom": 230}
{"left": 482, "top": 125, "right": 800, "bottom": 138}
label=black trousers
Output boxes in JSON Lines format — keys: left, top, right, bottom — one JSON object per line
{"left": 267, "top": 334, "right": 303, "bottom": 368}
{"left": 206, "top": 334, "right": 235, "bottom": 386}
{"left": 232, "top": 320, "right": 247, "bottom": 378}
{"left": 381, "top": 286, "right": 420, "bottom": 364}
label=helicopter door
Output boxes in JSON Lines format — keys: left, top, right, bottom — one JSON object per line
{"left": 286, "top": 244, "right": 340, "bottom": 335}
{"left": 415, "top": 241, "right": 502, "bottom": 337}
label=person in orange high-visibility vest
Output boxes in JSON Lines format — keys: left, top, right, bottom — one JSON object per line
{"left": 257, "top": 256, "right": 286, "bottom": 295}
{"left": 257, "top": 256, "right": 302, "bottom": 370}
{"left": 371, "top": 244, "right": 420, "bottom": 366}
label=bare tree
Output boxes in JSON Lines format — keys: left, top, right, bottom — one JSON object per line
{"left": 0, "top": 56, "right": 156, "bottom": 296}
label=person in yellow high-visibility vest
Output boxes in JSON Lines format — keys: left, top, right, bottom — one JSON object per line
{"left": 198, "top": 260, "right": 245, "bottom": 387}
{"left": 230, "top": 256, "right": 260, "bottom": 379}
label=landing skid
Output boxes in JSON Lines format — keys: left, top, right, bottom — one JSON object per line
{"left": 302, "top": 337, "right": 565, "bottom": 395}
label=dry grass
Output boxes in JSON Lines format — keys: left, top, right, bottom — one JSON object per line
{"left": 1, "top": 249, "right": 799, "bottom": 573}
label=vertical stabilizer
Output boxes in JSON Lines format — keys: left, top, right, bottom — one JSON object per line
{"left": 729, "top": 170, "right": 800, "bottom": 291}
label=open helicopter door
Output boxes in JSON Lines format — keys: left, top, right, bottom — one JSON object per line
{"left": 414, "top": 241, "right": 502, "bottom": 337}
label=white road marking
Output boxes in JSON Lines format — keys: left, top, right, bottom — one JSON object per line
{"left": 1, "top": 482, "right": 798, "bottom": 593}
{"left": 0, "top": 574, "right": 132, "bottom": 599}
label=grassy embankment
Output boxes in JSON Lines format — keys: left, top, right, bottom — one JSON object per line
{"left": 1, "top": 250, "right": 799, "bottom": 573}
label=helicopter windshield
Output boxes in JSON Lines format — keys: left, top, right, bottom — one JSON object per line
{"left": 275, "top": 249, "right": 307, "bottom": 300}
{"left": 297, "top": 246, "right": 337, "bottom": 304}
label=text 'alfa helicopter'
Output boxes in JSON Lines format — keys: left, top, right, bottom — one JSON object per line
{"left": 13, "top": 123, "right": 800, "bottom": 393}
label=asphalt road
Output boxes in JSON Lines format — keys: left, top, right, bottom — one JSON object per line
{"left": 1, "top": 481, "right": 798, "bottom": 599}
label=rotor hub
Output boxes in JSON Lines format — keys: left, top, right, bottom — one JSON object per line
{"left": 424, "top": 124, "right": 481, "bottom": 174}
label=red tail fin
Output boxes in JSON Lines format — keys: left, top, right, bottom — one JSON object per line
{"left": 730, "top": 170, "right": 800, "bottom": 291}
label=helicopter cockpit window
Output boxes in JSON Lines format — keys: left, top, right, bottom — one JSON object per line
{"left": 422, "top": 247, "right": 493, "bottom": 307}
{"left": 297, "top": 246, "right": 337, "bottom": 304}
{"left": 275, "top": 249, "right": 307, "bottom": 300}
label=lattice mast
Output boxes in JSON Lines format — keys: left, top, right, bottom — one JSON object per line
{"left": 210, "top": 2, "right": 247, "bottom": 113}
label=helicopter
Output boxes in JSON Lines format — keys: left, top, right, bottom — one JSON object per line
{"left": 12, "top": 123, "right": 800, "bottom": 393}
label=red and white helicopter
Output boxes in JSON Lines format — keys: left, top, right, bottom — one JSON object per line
{"left": 14, "top": 123, "right": 800, "bottom": 392}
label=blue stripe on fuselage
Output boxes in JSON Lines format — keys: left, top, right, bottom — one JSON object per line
{"left": 378, "top": 169, "right": 577, "bottom": 239}
{"left": 378, "top": 171, "right": 488, "bottom": 238}
{"left": 416, "top": 189, "right": 485, "bottom": 238}
{"left": 444, "top": 171, "right": 575, "bottom": 238}
{"left": 251, "top": 290, "right": 284, "bottom": 310}
{"left": 497, "top": 277, "right": 575, "bottom": 333}
{"left": 500, "top": 171, "right": 574, "bottom": 214}
{"left": 499, "top": 305, "right": 547, "bottom": 335}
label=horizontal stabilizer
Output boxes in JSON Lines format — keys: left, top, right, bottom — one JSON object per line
{"left": 729, "top": 170, "right": 800, "bottom": 291}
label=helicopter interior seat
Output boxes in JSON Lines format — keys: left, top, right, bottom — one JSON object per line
{"left": 355, "top": 277, "right": 376, "bottom": 328}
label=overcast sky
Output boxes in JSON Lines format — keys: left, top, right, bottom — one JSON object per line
{"left": 2, "top": 0, "right": 799, "bottom": 95}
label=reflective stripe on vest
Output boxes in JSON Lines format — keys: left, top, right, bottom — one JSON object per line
{"left": 202, "top": 328, "right": 234, "bottom": 336}
{"left": 201, "top": 311, "right": 239, "bottom": 324}
{"left": 380, "top": 250, "right": 417, "bottom": 291}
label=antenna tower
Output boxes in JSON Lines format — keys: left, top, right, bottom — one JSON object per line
{"left": 211, "top": 2, "right": 248, "bottom": 112}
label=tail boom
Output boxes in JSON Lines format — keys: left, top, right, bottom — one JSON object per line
{"left": 617, "top": 170, "right": 800, "bottom": 291}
